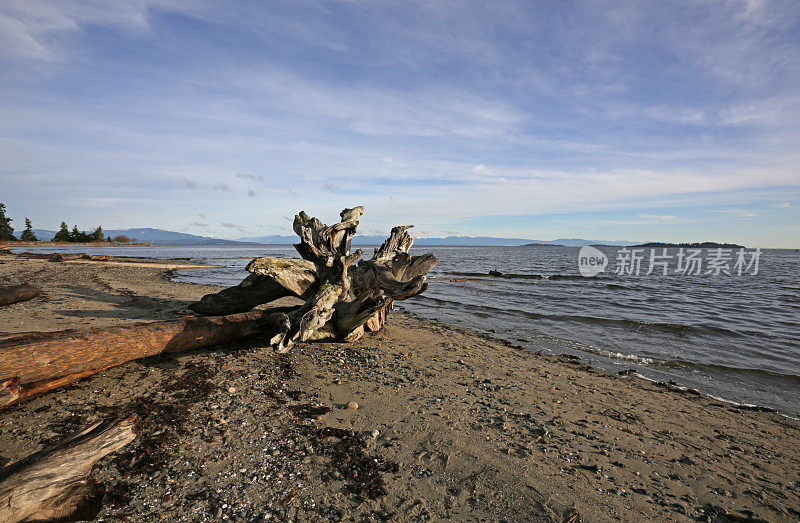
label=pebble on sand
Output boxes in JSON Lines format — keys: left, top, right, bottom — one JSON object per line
{"left": 347, "top": 401, "right": 359, "bottom": 410}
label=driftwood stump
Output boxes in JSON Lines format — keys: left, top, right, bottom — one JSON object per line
{"left": 0, "top": 415, "right": 139, "bottom": 523}
{"left": 191, "top": 206, "right": 439, "bottom": 352}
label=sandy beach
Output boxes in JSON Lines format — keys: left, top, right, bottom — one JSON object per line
{"left": 1, "top": 253, "right": 799, "bottom": 522}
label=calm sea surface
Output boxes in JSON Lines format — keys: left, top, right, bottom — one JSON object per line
{"left": 13, "top": 244, "right": 800, "bottom": 418}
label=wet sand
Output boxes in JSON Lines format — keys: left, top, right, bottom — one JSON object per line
{"left": 1, "top": 255, "right": 799, "bottom": 521}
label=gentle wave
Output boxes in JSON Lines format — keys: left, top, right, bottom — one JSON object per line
{"left": 413, "top": 294, "right": 734, "bottom": 336}
{"left": 440, "top": 270, "right": 589, "bottom": 280}
{"left": 569, "top": 344, "right": 800, "bottom": 383}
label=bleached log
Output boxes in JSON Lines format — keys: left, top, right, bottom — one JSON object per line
{"left": 0, "top": 415, "right": 139, "bottom": 523}
{"left": 188, "top": 273, "right": 290, "bottom": 315}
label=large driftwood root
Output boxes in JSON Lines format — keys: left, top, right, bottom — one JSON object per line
{"left": 191, "top": 206, "right": 439, "bottom": 352}
{"left": 0, "top": 283, "right": 41, "bottom": 307}
{"left": 0, "top": 415, "right": 139, "bottom": 523}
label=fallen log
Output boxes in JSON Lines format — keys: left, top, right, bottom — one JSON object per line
{"left": 0, "top": 283, "right": 41, "bottom": 307}
{"left": 188, "top": 273, "right": 291, "bottom": 315}
{"left": 82, "top": 254, "right": 109, "bottom": 261}
{"left": 0, "top": 415, "right": 139, "bottom": 523}
{"left": 13, "top": 252, "right": 87, "bottom": 262}
{"left": 0, "top": 309, "right": 291, "bottom": 409}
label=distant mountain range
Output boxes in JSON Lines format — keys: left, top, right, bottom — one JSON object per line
{"left": 23, "top": 228, "right": 637, "bottom": 247}
{"left": 630, "top": 242, "right": 745, "bottom": 249}
{"left": 28, "top": 228, "right": 258, "bottom": 246}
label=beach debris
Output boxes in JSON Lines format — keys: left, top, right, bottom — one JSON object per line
{"left": 0, "top": 283, "right": 41, "bottom": 307}
{"left": 0, "top": 415, "right": 139, "bottom": 523}
{"left": 562, "top": 508, "right": 580, "bottom": 523}
{"left": 0, "top": 309, "right": 291, "bottom": 409}
{"left": 83, "top": 254, "right": 109, "bottom": 261}
{"left": 190, "top": 206, "right": 439, "bottom": 352}
{"left": 15, "top": 251, "right": 88, "bottom": 262}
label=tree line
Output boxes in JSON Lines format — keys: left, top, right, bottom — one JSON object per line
{"left": 0, "top": 203, "right": 135, "bottom": 243}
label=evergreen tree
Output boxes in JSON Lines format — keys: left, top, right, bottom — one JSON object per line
{"left": 70, "top": 225, "right": 90, "bottom": 242}
{"left": 53, "top": 222, "right": 71, "bottom": 242}
{"left": 90, "top": 226, "right": 104, "bottom": 242}
{"left": 19, "top": 218, "right": 38, "bottom": 241}
{"left": 0, "top": 203, "right": 15, "bottom": 241}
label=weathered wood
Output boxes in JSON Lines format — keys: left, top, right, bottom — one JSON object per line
{"left": 0, "top": 309, "right": 292, "bottom": 409}
{"left": 0, "top": 283, "right": 41, "bottom": 307}
{"left": 187, "top": 205, "right": 439, "bottom": 352}
{"left": 14, "top": 251, "right": 86, "bottom": 262}
{"left": 373, "top": 225, "right": 414, "bottom": 263}
{"left": 188, "top": 273, "right": 291, "bottom": 315}
{"left": 245, "top": 257, "right": 322, "bottom": 298}
{"left": 293, "top": 206, "right": 363, "bottom": 266}
{"left": 0, "top": 415, "right": 139, "bottom": 523}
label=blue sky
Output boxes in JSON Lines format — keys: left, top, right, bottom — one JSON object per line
{"left": 1, "top": 1, "right": 798, "bottom": 246}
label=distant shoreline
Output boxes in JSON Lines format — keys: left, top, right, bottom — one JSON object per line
{"left": 1, "top": 241, "right": 152, "bottom": 247}
{"left": 525, "top": 241, "right": 748, "bottom": 249}
{"left": 627, "top": 241, "right": 746, "bottom": 249}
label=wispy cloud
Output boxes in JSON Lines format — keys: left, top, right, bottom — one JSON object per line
{"left": 221, "top": 222, "right": 243, "bottom": 231}
{"left": 708, "top": 209, "right": 758, "bottom": 218}
{"left": 236, "top": 172, "right": 263, "bottom": 182}
{"left": 638, "top": 214, "right": 677, "bottom": 221}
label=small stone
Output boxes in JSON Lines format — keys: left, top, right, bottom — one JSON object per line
{"left": 214, "top": 507, "right": 223, "bottom": 519}
{"left": 532, "top": 425, "right": 549, "bottom": 437}
{"left": 347, "top": 401, "right": 359, "bottom": 410}
{"left": 228, "top": 387, "right": 236, "bottom": 393}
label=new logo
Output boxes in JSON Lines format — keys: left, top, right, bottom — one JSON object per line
{"left": 578, "top": 246, "right": 608, "bottom": 277}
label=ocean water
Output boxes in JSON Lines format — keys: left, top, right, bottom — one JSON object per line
{"left": 12, "top": 244, "right": 800, "bottom": 418}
